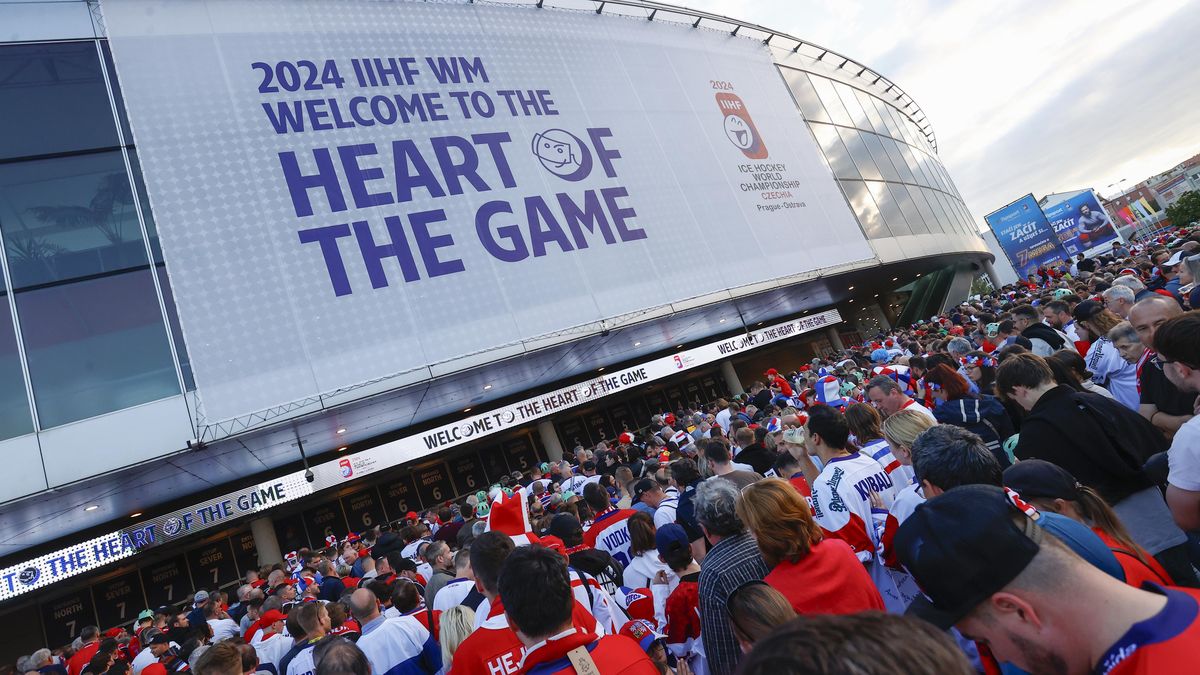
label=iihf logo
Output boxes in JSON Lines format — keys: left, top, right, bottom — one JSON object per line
{"left": 716, "top": 92, "right": 767, "bottom": 159}
{"left": 532, "top": 129, "right": 593, "bottom": 181}
{"left": 339, "top": 458, "right": 353, "bottom": 478}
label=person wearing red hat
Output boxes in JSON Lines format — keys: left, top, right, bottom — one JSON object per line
{"left": 764, "top": 369, "right": 793, "bottom": 397}
{"left": 251, "top": 609, "right": 291, "bottom": 671}
{"left": 500, "top": 546, "right": 658, "bottom": 675}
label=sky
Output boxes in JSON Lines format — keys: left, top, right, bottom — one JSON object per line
{"left": 684, "top": 0, "right": 1200, "bottom": 226}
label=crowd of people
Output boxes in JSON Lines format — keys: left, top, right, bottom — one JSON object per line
{"left": 11, "top": 227, "right": 1200, "bottom": 675}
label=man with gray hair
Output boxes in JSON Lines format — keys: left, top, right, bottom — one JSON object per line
{"left": 1107, "top": 321, "right": 1144, "bottom": 364}
{"left": 1102, "top": 284, "right": 1137, "bottom": 319}
{"left": 695, "top": 478, "right": 769, "bottom": 675}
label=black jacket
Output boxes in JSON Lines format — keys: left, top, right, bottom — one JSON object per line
{"left": 1020, "top": 323, "right": 1067, "bottom": 351}
{"left": 1015, "top": 385, "right": 1167, "bottom": 504}
{"left": 735, "top": 443, "right": 776, "bottom": 475}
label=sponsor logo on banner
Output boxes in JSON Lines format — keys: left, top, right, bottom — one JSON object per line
{"left": 532, "top": 128, "right": 593, "bottom": 181}
{"left": 339, "top": 458, "right": 353, "bottom": 478}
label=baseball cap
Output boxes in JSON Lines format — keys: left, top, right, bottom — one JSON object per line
{"left": 631, "top": 478, "right": 657, "bottom": 503}
{"left": 1072, "top": 299, "right": 1104, "bottom": 323}
{"left": 1164, "top": 251, "right": 1186, "bottom": 267}
{"left": 154, "top": 605, "right": 173, "bottom": 616}
{"left": 1002, "top": 460, "right": 1082, "bottom": 501}
{"left": 547, "top": 513, "right": 583, "bottom": 543}
{"left": 619, "top": 619, "right": 665, "bottom": 653}
{"left": 655, "top": 523, "right": 690, "bottom": 558}
{"left": 147, "top": 634, "right": 172, "bottom": 646}
{"left": 105, "top": 627, "right": 123, "bottom": 638}
{"left": 137, "top": 609, "right": 154, "bottom": 622}
{"left": 259, "top": 609, "right": 287, "bottom": 626}
{"left": 895, "top": 484, "right": 1043, "bottom": 629}
{"left": 614, "top": 588, "right": 655, "bottom": 623}
{"left": 193, "top": 590, "right": 209, "bottom": 606}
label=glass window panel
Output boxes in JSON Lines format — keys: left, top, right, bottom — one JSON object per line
{"left": 810, "top": 75, "right": 854, "bottom": 127}
{"left": 809, "top": 123, "right": 860, "bottom": 180}
{"left": 881, "top": 137, "right": 916, "bottom": 184}
{"left": 896, "top": 142, "right": 927, "bottom": 186}
{"left": 0, "top": 152, "right": 150, "bottom": 291}
{"left": 837, "top": 128, "right": 881, "bottom": 181}
{"left": 891, "top": 181, "right": 929, "bottom": 235}
{"left": 913, "top": 152, "right": 939, "bottom": 190}
{"left": 838, "top": 180, "right": 887, "bottom": 239}
{"left": 930, "top": 158, "right": 952, "bottom": 193}
{"left": 833, "top": 81, "right": 871, "bottom": 131}
{"left": 861, "top": 132, "right": 901, "bottom": 182}
{"left": 866, "top": 180, "right": 912, "bottom": 237}
{"left": 923, "top": 188, "right": 951, "bottom": 233}
{"left": 780, "top": 69, "right": 831, "bottom": 124}
{"left": 16, "top": 269, "right": 180, "bottom": 427}
{"left": 935, "top": 191, "right": 963, "bottom": 234}
{"left": 907, "top": 185, "right": 941, "bottom": 234}
{"left": 854, "top": 90, "right": 888, "bottom": 136}
{"left": 0, "top": 42, "right": 121, "bottom": 161}
{"left": 0, "top": 293, "right": 34, "bottom": 440}
{"left": 871, "top": 97, "right": 904, "bottom": 140}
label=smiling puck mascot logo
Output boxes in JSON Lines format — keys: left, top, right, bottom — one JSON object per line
{"left": 531, "top": 129, "right": 593, "bottom": 181}
{"left": 716, "top": 92, "right": 767, "bottom": 159}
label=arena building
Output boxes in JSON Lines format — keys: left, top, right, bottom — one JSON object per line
{"left": 0, "top": 0, "right": 993, "bottom": 651}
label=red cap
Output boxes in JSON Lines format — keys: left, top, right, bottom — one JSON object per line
{"left": 105, "top": 627, "right": 124, "bottom": 638}
{"left": 538, "top": 535, "right": 567, "bottom": 557}
{"left": 250, "top": 579, "right": 267, "bottom": 589}
{"left": 260, "top": 609, "right": 287, "bottom": 625}
{"left": 406, "top": 511, "right": 418, "bottom": 521}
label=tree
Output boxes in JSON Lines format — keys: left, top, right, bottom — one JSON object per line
{"left": 1165, "top": 190, "right": 1200, "bottom": 229}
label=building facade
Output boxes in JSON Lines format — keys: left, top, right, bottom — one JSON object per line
{"left": 0, "top": 0, "right": 991, "bottom": 652}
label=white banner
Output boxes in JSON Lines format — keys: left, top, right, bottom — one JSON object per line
{"left": 0, "top": 308, "right": 839, "bottom": 601}
{"left": 100, "top": 0, "right": 872, "bottom": 423}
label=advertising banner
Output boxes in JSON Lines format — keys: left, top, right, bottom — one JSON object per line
{"left": 100, "top": 0, "right": 873, "bottom": 424}
{"left": 1042, "top": 189, "right": 1121, "bottom": 255}
{"left": 984, "top": 194, "right": 1065, "bottom": 278}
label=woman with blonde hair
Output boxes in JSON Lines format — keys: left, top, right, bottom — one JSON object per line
{"left": 736, "top": 478, "right": 884, "bottom": 615}
{"left": 438, "top": 605, "right": 475, "bottom": 674}
{"left": 879, "top": 409, "right": 936, "bottom": 568}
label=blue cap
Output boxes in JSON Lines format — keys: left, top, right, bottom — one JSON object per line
{"left": 871, "top": 348, "right": 890, "bottom": 363}
{"left": 655, "top": 523, "right": 690, "bottom": 558}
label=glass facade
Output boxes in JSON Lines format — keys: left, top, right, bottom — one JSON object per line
{"left": 779, "top": 67, "right": 980, "bottom": 241}
{"left": 0, "top": 40, "right": 190, "bottom": 436}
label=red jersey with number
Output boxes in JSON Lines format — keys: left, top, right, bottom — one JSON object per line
{"left": 1096, "top": 585, "right": 1200, "bottom": 674}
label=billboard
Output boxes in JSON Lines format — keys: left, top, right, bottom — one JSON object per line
{"left": 984, "top": 194, "right": 1065, "bottom": 278}
{"left": 100, "top": 0, "right": 873, "bottom": 424}
{"left": 1042, "top": 189, "right": 1121, "bottom": 255}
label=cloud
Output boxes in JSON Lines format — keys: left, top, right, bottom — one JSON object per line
{"left": 683, "top": 0, "right": 1200, "bottom": 225}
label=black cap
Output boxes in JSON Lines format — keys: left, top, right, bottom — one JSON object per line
{"left": 632, "top": 478, "right": 657, "bottom": 503}
{"left": 148, "top": 634, "right": 171, "bottom": 646}
{"left": 1003, "top": 460, "right": 1082, "bottom": 501}
{"left": 547, "top": 513, "right": 583, "bottom": 543}
{"left": 896, "top": 484, "right": 1043, "bottom": 629}
{"left": 1072, "top": 299, "right": 1104, "bottom": 323}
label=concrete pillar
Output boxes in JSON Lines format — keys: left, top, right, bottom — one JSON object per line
{"left": 877, "top": 300, "right": 897, "bottom": 328}
{"left": 825, "top": 326, "right": 846, "bottom": 353}
{"left": 982, "top": 258, "right": 1001, "bottom": 289}
{"left": 537, "top": 420, "right": 565, "bottom": 463}
{"left": 720, "top": 359, "right": 743, "bottom": 395}
{"left": 250, "top": 517, "right": 282, "bottom": 566}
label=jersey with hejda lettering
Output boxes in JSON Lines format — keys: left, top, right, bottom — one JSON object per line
{"left": 583, "top": 508, "right": 639, "bottom": 568}
{"left": 809, "top": 453, "right": 898, "bottom": 562}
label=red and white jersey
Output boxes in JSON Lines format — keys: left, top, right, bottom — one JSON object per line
{"left": 571, "top": 569, "right": 627, "bottom": 635}
{"left": 450, "top": 598, "right": 601, "bottom": 675}
{"left": 583, "top": 508, "right": 638, "bottom": 568}
{"left": 899, "top": 398, "right": 937, "bottom": 423}
{"left": 880, "top": 480, "right": 924, "bottom": 568}
{"left": 860, "top": 438, "right": 915, "bottom": 488}
{"left": 809, "top": 453, "right": 898, "bottom": 562}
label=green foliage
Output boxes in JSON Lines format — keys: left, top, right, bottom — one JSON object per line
{"left": 1166, "top": 190, "right": 1200, "bottom": 228}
